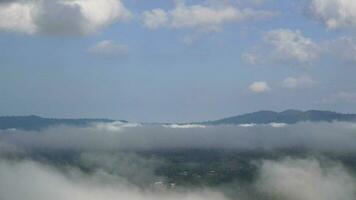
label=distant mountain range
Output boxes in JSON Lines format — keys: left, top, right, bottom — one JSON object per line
{"left": 1, "top": 110, "right": 356, "bottom": 131}
{"left": 201, "top": 110, "right": 356, "bottom": 125}
{"left": 0, "top": 115, "right": 121, "bottom": 131}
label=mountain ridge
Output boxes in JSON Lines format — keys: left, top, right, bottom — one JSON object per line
{"left": 1, "top": 109, "right": 356, "bottom": 131}
{"left": 0, "top": 115, "right": 122, "bottom": 131}
{"left": 200, "top": 110, "right": 356, "bottom": 125}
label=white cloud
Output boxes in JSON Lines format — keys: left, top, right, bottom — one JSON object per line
{"left": 89, "top": 40, "right": 128, "bottom": 56}
{"left": 163, "top": 124, "right": 206, "bottom": 129}
{"left": 0, "top": 159, "right": 228, "bottom": 200}
{"left": 241, "top": 52, "right": 259, "bottom": 65}
{"left": 0, "top": 1, "right": 37, "bottom": 34}
{"left": 243, "top": 29, "right": 320, "bottom": 65}
{"left": 169, "top": 2, "right": 239, "bottom": 31}
{"left": 326, "top": 36, "right": 356, "bottom": 64}
{"left": 269, "top": 122, "right": 287, "bottom": 128}
{"left": 0, "top": 0, "right": 131, "bottom": 36}
{"left": 264, "top": 29, "right": 320, "bottom": 64}
{"left": 249, "top": 81, "right": 271, "bottom": 93}
{"left": 142, "top": 9, "right": 168, "bottom": 29}
{"left": 92, "top": 121, "right": 140, "bottom": 132}
{"left": 310, "top": 0, "right": 356, "bottom": 30}
{"left": 239, "top": 123, "right": 256, "bottom": 127}
{"left": 142, "top": 0, "right": 276, "bottom": 32}
{"left": 258, "top": 158, "right": 356, "bottom": 200}
{"left": 181, "top": 35, "right": 196, "bottom": 45}
{"left": 283, "top": 75, "right": 316, "bottom": 89}
{"left": 322, "top": 91, "right": 356, "bottom": 104}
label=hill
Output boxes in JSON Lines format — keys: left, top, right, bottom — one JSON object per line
{"left": 0, "top": 115, "right": 120, "bottom": 131}
{"left": 202, "top": 110, "right": 356, "bottom": 125}
{"left": 2, "top": 110, "right": 356, "bottom": 131}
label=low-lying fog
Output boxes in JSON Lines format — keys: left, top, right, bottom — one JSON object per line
{"left": 0, "top": 122, "right": 355, "bottom": 200}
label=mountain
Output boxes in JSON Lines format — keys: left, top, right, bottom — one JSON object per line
{"left": 201, "top": 110, "right": 356, "bottom": 125}
{"left": 0, "top": 115, "right": 122, "bottom": 131}
{"left": 1, "top": 110, "right": 356, "bottom": 131}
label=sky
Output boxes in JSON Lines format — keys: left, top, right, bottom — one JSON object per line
{"left": 1, "top": 0, "right": 356, "bottom": 122}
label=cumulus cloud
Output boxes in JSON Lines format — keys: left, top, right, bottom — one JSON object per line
{"left": 0, "top": 0, "right": 131, "bottom": 36}
{"left": 142, "top": 9, "right": 169, "bottom": 29}
{"left": 243, "top": 29, "right": 320, "bottom": 66}
{"left": 283, "top": 75, "right": 316, "bottom": 89}
{"left": 325, "top": 36, "right": 356, "bottom": 64}
{"left": 257, "top": 158, "right": 356, "bottom": 200}
{"left": 249, "top": 81, "right": 271, "bottom": 93}
{"left": 321, "top": 91, "right": 356, "bottom": 104}
{"left": 89, "top": 40, "right": 128, "bottom": 56}
{"left": 142, "top": 0, "right": 277, "bottom": 32}
{"left": 241, "top": 52, "right": 259, "bottom": 65}
{"left": 0, "top": 1, "right": 37, "bottom": 34}
{"left": 310, "top": 0, "right": 356, "bottom": 30}
{"left": 264, "top": 29, "right": 320, "bottom": 64}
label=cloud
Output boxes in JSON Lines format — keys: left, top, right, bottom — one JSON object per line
{"left": 325, "top": 36, "right": 356, "bottom": 64}
{"left": 92, "top": 121, "right": 140, "bottom": 132}
{"left": 0, "top": 159, "right": 228, "bottom": 200}
{"left": 0, "top": 0, "right": 131, "bottom": 36}
{"left": 264, "top": 29, "right": 320, "bottom": 64}
{"left": 2, "top": 122, "right": 356, "bottom": 153}
{"left": 310, "top": 0, "right": 356, "bottom": 30}
{"left": 0, "top": 1, "right": 36, "bottom": 34}
{"left": 0, "top": 122, "right": 356, "bottom": 200}
{"left": 241, "top": 52, "right": 260, "bottom": 65}
{"left": 240, "top": 122, "right": 288, "bottom": 128}
{"left": 0, "top": 156, "right": 355, "bottom": 200}
{"left": 238, "top": 123, "right": 257, "bottom": 127}
{"left": 321, "top": 91, "right": 356, "bottom": 104}
{"left": 244, "top": 29, "right": 320, "bottom": 66}
{"left": 142, "top": 9, "right": 169, "bottom": 29}
{"left": 283, "top": 75, "right": 316, "bottom": 89}
{"left": 257, "top": 158, "right": 356, "bottom": 200}
{"left": 89, "top": 40, "right": 128, "bottom": 56}
{"left": 249, "top": 81, "right": 271, "bottom": 93}
{"left": 1, "top": 121, "right": 356, "bottom": 200}
{"left": 269, "top": 122, "right": 287, "bottom": 128}
{"left": 142, "top": 0, "right": 277, "bottom": 32}
{"left": 163, "top": 124, "right": 206, "bottom": 129}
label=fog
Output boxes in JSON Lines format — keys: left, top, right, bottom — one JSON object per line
{"left": 0, "top": 122, "right": 355, "bottom": 200}
{"left": 1, "top": 122, "right": 356, "bottom": 152}
{"left": 0, "top": 157, "right": 354, "bottom": 200}
{"left": 257, "top": 158, "right": 355, "bottom": 200}
{"left": 0, "top": 159, "right": 227, "bottom": 200}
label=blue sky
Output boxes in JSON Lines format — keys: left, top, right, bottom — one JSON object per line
{"left": 1, "top": 0, "right": 356, "bottom": 122}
